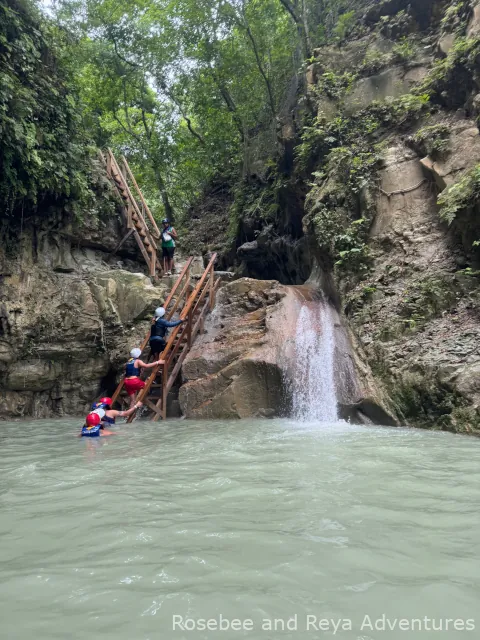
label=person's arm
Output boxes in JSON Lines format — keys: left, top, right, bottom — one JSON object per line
{"left": 160, "top": 318, "right": 186, "bottom": 328}
{"left": 137, "top": 359, "right": 164, "bottom": 369}
{"left": 170, "top": 227, "right": 178, "bottom": 239}
{"left": 111, "top": 402, "right": 143, "bottom": 419}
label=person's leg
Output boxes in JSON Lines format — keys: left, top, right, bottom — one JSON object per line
{"left": 128, "top": 390, "right": 136, "bottom": 409}
{"left": 162, "top": 249, "right": 168, "bottom": 274}
{"left": 170, "top": 247, "right": 176, "bottom": 274}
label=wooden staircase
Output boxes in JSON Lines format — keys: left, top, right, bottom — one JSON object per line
{"left": 101, "top": 148, "right": 162, "bottom": 278}
{"left": 111, "top": 254, "right": 220, "bottom": 421}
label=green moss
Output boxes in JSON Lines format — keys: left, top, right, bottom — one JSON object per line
{"left": 387, "top": 371, "right": 473, "bottom": 431}
{"left": 399, "top": 276, "right": 459, "bottom": 323}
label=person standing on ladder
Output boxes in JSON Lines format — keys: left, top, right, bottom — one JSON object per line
{"left": 149, "top": 307, "right": 186, "bottom": 359}
{"left": 161, "top": 219, "right": 177, "bottom": 276}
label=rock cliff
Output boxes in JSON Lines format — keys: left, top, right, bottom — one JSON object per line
{"left": 0, "top": 200, "right": 168, "bottom": 418}
{"left": 182, "top": 0, "right": 480, "bottom": 434}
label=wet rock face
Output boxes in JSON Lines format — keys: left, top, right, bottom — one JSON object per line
{"left": 344, "top": 135, "right": 480, "bottom": 434}
{"left": 179, "top": 279, "right": 291, "bottom": 419}
{"left": 0, "top": 221, "right": 168, "bottom": 419}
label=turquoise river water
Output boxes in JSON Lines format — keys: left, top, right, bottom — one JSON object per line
{"left": 0, "top": 418, "right": 479, "bottom": 639}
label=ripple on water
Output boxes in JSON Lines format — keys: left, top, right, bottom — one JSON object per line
{"left": 0, "top": 418, "right": 479, "bottom": 640}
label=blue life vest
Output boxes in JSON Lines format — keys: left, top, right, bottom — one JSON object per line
{"left": 125, "top": 358, "right": 140, "bottom": 377}
{"left": 91, "top": 401, "right": 101, "bottom": 410}
{"left": 81, "top": 424, "right": 101, "bottom": 438}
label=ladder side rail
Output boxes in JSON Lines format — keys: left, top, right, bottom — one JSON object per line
{"left": 121, "top": 156, "right": 161, "bottom": 239}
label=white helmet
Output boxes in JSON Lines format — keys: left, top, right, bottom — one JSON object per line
{"left": 130, "top": 348, "right": 142, "bottom": 358}
{"left": 155, "top": 307, "right": 166, "bottom": 318}
{"left": 93, "top": 408, "right": 106, "bottom": 418}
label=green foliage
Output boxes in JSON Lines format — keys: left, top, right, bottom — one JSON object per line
{"left": 412, "top": 124, "right": 450, "bottom": 158}
{"left": 378, "top": 10, "right": 413, "bottom": 39}
{"left": 358, "top": 37, "right": 417, "bottom": 76}
{"left": 437, "top": 165, "right": 480, "bottom": 225}
{"left": 367, "top": 93, "right": 431, "bottom": 128}
{"left": 332, "top": 11, "right": 356, "bottom": 42}
{"left": 315, "top": 71, "right": 357, "bottom": 100}
{"left": 418, "top": 36, "right": 480, "bottom": 104}
{"left": 359, "top": 47, "right": 388, "bottom": 75}
{"left": 391, "top": 36, "right": 417, "bottom": 62}
{"left": 0, "top": 0, "right": 94, "bottom": 219}
{"left": 440, "top": 2, "right": 469, "bottom": 33}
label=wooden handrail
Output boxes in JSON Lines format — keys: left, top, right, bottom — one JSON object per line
{"left": 127, "top": 253, "right": 218, "bottom": 421}
{"left": 120, "top": 155, "right": 161, "bottom": 239}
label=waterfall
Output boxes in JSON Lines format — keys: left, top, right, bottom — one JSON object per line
{"left": 290, "top": 303, "right": 338, "bottom": 422}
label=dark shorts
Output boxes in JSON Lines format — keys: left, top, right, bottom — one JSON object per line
{"left": 150, "top": 337, "right": 166, "bottom": 356}
{"left": 162, "top": 246, "right": 175, "bottom": 259}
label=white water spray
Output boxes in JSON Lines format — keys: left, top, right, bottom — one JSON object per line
{"left": 290, "top": 303, "right": 338, "bottom": 422}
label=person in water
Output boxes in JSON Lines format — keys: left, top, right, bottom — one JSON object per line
{"left": 95, "top": 397, "right": 142, "bottom": 427}
{"left": 161, "top": 218, "right": 177, "bottom": 275}
{"left": 81, "top": 412, "right": 112, "bottom": 438}
{"left": 149, "top": 307, "right": 185, "bottom": 358}
{"left": 125, "top": 348, "right": 163, "bottom": 408}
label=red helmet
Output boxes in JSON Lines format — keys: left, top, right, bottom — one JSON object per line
{"left": 100, "top": 397, "right": 112, "bottom": 407}
{"left": 85, "top": 412, "right": 101, "bottom": 427}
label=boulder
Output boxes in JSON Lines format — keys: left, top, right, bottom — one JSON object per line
{"left": 92, "top": 271, "right": 168, "bottom": 325}
{"left": 179, "top": 277, "right": 397, "bottom": 423}
{"left": 419, "top": 125, "right": 480, "bottom": 192}
{"left": 437, "top": 33, "right": 456, "bottom": 57}
{"left": 467, "top": 3, "right": 480, "bottom": 38}
{"left": 179, "top": 279, "right": 292, "bottom": 419}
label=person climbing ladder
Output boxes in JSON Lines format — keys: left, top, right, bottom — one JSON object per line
{"left": 161, "top": 218, "right": 177, "bottom": 275}
{"left": 149, "top": 307, "right": 186, "bottom": 359}
{"left": 124, "top": 348, "right": 163, "bottom": 408}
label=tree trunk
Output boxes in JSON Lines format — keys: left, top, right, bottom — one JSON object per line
{"left": 153, "top": 166, "right": 175, "bottom": 222}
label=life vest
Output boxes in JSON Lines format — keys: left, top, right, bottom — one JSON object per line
{"left": 125, "top": 357, "right": 140, "bottom": 377}
{"left": 81, "top": 424, "right": 101, "bottom": 438}
{"left": 150, "top": 318, "right": 168, "bottom": 339}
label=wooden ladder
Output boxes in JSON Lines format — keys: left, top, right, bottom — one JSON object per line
{"left": 101, "top": 148, "right": 162, "bottom": 278}
{"left": 111, "top": 254, "right": 220, "bottom": 421}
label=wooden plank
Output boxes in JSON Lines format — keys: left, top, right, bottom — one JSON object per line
{"left": 144, "top": 397, "right": 162, "bottom": 415}
{"left": 110, "top": 228, "right": 135, "bottom": 255}
{"left": 111, "top": 380, "right": 124, "bottom": 407}
{"left": 133, "top": 229, "right": 152, "bottom": 267}
{"left": 162, "top": 361, "right": 168, "bottom": 421}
